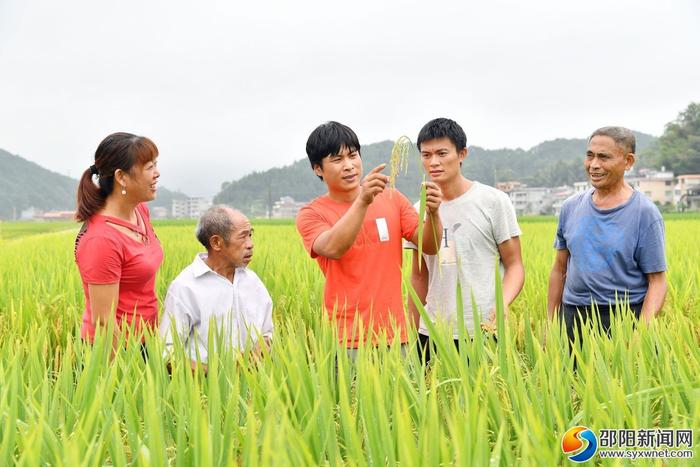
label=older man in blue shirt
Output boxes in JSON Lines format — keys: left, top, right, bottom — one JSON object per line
{"left": 547, "top": 126, "right": 667, "bottom": 342}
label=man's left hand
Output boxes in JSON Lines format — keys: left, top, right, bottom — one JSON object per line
{"left": 424, "top": 182, "right": 442, "bottom": 215}
{"left": 481, "top": 306, "right": 508, "bottom": 334}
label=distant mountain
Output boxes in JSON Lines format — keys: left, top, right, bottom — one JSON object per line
{"left": 215, "top": 141, "right": 400, "bottom": 216}
{"left": 214, "top": 132, "right": 656, "bottom": 216}
{"left": 0, "top": 148, "right": 187, "bottom": 219}
{"left": 0, "top": 148, "right": 76, "bottom": 219}
{"left": 2, "top": 128, "right": 657, "bottom": 219}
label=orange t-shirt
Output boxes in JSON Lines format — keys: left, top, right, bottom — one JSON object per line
{"left": 296, "top": 189, "right": 419, "bottom": 348}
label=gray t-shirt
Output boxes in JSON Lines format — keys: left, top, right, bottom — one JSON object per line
{"left": 406, "top": 181, "right": 521, "bottom": 337}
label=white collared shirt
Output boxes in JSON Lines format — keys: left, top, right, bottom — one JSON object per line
{"left": 160, "top": 253, "right": 273, "bottom": 363}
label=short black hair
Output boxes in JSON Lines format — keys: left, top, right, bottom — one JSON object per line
{"left": 306, "top": 121, "right": 361, "bottom": 180}
{"left": 417, "top": 118, "right": 467, "bottom": 152}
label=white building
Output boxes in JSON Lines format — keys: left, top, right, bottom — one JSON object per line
{"left": 20, "top": 207, "right": 41, "bottom": 220}
{"left": 573, "top": 181, "right": 590, "bottom": 193}
{"left": 150, "top": 206, "right": 169, "bottom": 219}
{"left": 271, "top": 196, "right": 305, "bottom": 219}
{"left": 507, "top": 187, "right": 551, "bottom": 216}
{"left": 626, "top": 169, "right": 675, "bottom": 206}
{"left": 550, "top": 186, "right": 575, "bottom": 216}
{"left": 172, "top": 197, "right": 212, "bottom": 219}
{"left": 674, "top": 174, "right": 700, "bottom": 211}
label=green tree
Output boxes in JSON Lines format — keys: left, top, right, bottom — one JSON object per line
{"left": 648, "top": 102, "right": 700, "bottom": 174}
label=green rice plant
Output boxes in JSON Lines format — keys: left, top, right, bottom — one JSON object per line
{"left": 388, "top": 136, "right": 411, "bottom": 192}
{"left": 0, "top": 217, "right": 698, "bottom": 464}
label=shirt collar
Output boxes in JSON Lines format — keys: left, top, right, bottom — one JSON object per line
{"left": 192, "top": 253, "right": 212, "bottom": 278}
{"left": 192, "top": 253, "right": 248, "bottom": 279}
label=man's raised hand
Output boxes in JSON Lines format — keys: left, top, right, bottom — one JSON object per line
{"left": 424, "top": 181, "right": 442, "bottom": 214}
{"left": 359, "top": 164, "right": 389, "bottom": 206}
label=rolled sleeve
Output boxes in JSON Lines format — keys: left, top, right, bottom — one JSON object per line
{"left": 160, "top": 284, "right": 195, "bottom": 357}
{"left": 296, "top": 205, "right": 331, "bottom": 259}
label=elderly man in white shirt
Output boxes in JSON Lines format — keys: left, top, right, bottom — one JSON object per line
{"left": 160, "top": 205, "right": 273, "bottom": 370}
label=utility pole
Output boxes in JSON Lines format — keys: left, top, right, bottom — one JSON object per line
{"left": 267, "top": 182, "right": 272, "bottom": 219}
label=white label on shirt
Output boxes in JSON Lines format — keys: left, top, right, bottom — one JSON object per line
{"left": 376, "top": 218, "right": 389, "bottom": 242}
{"left": 440, "top": 228, "right": 457, "bottom": 265}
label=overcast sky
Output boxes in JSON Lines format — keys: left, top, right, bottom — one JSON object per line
{"left": 1, "top": 0, "right": 698, "bottom": 196}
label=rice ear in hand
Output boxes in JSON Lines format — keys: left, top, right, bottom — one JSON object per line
{"left": 417, "top": 175, "right": 427, "bottom": 270}
{"left": 388, "top": 136, "right": 411, "bottom": 197}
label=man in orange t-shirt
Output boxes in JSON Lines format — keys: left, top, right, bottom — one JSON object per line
{"left": 296, "top": 121, "right": 442, "bottom": 349}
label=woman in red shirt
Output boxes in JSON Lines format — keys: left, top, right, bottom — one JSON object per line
{"left": 74, "top": 132, "right": 164, "bottom": 347}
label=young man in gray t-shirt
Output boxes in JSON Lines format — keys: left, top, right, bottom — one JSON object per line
{"left": 407, "top": 118, "right": 524, "bottom": 363}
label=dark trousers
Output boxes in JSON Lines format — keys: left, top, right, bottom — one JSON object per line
{"left": 560, "top": 302, "right": 643, "bottom": 344}
{"left": 417, "top": 332, "right": 497, "bottom": 365}
{"left": 417, "top": 333, "right": 459, "bottom": 365}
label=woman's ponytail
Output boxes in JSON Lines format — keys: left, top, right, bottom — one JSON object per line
{"left": 75, "top": 167, "right": 107, "bottom": 222}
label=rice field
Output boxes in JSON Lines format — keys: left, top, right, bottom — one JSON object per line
{"left": 0, "top": 216, "right": 698, "bottom": 465}
{"left": 0, "top": 220, "right": 75, "bottom": 241}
